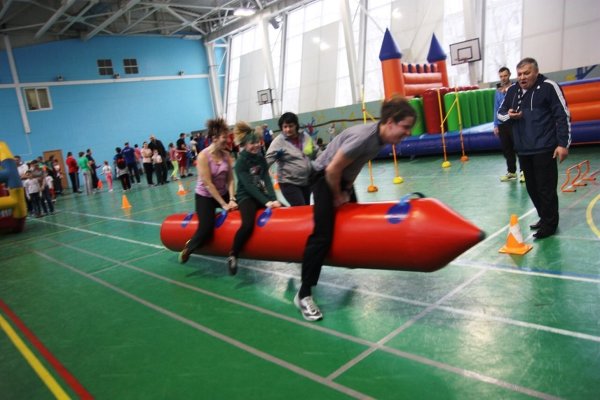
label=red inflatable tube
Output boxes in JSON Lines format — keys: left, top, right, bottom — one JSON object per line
{"left": 160, "top": 195, "right": 485, "bottom": 272}
{"left": 403, "top": 72, "right": 443, "bottom": 84}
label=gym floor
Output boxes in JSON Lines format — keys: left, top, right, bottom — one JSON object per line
{"left": 1, "top": 146, "right": 599, "bottom": 399}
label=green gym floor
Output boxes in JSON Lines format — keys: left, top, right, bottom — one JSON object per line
{"left": 1, "top": 146, "right": 599, "bottom": 400}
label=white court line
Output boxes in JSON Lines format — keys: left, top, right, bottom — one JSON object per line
{"left": 36, "top": 219, "right": 600, "bottom": 343}
{"left": 35, "top": 251, "right": 373, "bottom": 400}
{"left": 59, "top": 210, "right": 161, "bottom": 226}
{"left": 34, "top": 247, "right": 562, "bottom": 400}
{"left": 453, "top": 259, "right": 600, "bottom": 284}
{"left": 37, "top": 220, "right": 163, "bottom": 249}
{"left": 327, "top": 269, "right": 488, "bottom": 381}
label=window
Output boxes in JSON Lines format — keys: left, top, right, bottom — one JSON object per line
{"left": 123, "top": 58, "right": 139, "bottom": 74}
{"left": 24, "top": 88, "right": 52, "bottom": 111}
{"left": 97, "top": 59, "right": 114, "bottom": 76}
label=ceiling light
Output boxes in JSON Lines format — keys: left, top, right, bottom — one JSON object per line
{"left": 234, "top": 8, "right": 255, "bottom": 17}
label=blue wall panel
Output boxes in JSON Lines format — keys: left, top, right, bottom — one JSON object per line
{"left": 0, "top": 36, "right": 213, "bottom": 165}
{"left": 13, "top": 36, "right": 207, "bottom": 82}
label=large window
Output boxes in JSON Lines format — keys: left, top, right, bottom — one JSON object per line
{"left": 483, "top": 0, "right": 522, "bottom": 83}
{"left": 224, "top": 0, "right": 524, "bottom": 121}
{"left": 24, "top": 88, "right": 52, "bottom": 111}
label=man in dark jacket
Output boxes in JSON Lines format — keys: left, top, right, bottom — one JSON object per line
{"left": 497, "top": 57, "right": 571, "bottom": 239}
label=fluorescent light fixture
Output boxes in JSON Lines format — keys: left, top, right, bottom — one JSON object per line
{"left": 234, "top": 7, "right": 255, "bottom": 17}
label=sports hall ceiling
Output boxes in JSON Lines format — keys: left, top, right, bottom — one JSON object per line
{"left": 0, "top": 0, "right": 308, "bottom": 49}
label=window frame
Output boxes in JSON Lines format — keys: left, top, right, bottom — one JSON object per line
{"left": 123, "top": 58, "right": 139, "bottom": 74}
{"left": 97, "top": 59, "right": 114, "bottom": 76}
{"left": 24, "top": 87, "right": 52, "bottom": 112}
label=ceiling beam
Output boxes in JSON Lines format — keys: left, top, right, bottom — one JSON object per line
{"left": 204, "top": 0, "right": 308, "bottom": 43}
{"left": 0, "top": 0, "right": 15, "bottom": 21}
{"left": 82, "top": 0, "right": 141, "bottom": 41}
{"left": 34, "top": 0, "right": 77, "bottom": 39}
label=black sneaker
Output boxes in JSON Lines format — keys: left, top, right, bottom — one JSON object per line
{"left": 227, "top": 255, "right": 238, "bottom": 275}
{"left": 293, "top": 292, "right": 323, "bottom": 321}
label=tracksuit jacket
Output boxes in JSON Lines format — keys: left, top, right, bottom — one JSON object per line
{"left": 497, "top": 74, "right": 571, "bottom": 155}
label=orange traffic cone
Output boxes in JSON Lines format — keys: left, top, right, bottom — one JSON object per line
{"left": 121, "top": 194, "right": 132, "bottom": 209}
{"left": 499, "top": 214, "right": 532, "bottom": 255}
{"left": 97, "top": 180, "right": 103, "bottom": 189}
{"left": 177, "top": 182, "right": 187, "bottom": 195}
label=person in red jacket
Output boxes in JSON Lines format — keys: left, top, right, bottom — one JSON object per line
{"left": 65, "top": 152, "right": 81, "bottom": 193}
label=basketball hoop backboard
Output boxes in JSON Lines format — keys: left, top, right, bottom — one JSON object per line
{"left": 257, "top": 89, "right": 273, "bottom": 105}
{"left": 449, "top": 38, "right": 481, "bottom": 66}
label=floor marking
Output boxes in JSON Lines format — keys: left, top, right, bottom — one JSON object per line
{"left": 59, "top": 210, "right": 161, "bottom": 226}
{"left": 43, "top": 229, "right": 600, "bottom": 344}
{"left": 35, "top": 251, "right": 372, "bottom": 400}
{"left": 327, "top": 269, "right": 488, "bottom": 381}
{"left": 452, "top": 259, "right": 600, "bottom": 284}
{"left": 586, "top": 194, "right": 600, "bottom": 238}
{"left": 0, "top": 313, "right": 71, "bottom": 400}
{"left": 36, "top": 244, "right": 576, "bottom": 399}
{"left": 35, "top": 220, "right": 164, "bottom": 249}
{"left": 0, "top": 300, "right": 93, "bottom": 399}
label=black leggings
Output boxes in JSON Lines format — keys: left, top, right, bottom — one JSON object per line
{"left": 231, "top": 198, "right": 264, "bottom": 257}
{"left": 188, "top": 193, "right": 229, "bottom": 251}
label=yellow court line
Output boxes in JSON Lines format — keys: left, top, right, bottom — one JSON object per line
{"left": 0, "top": 314, "right": 71, "bottom": 400}
{"left": 586, "top": 194, "right": 600, "bottom": 239}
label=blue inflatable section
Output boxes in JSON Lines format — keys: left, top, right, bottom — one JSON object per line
{"left": 378, "top": 120, "right": 600, "bottom": 158}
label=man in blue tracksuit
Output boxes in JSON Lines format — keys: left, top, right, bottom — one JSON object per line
{"left": 497, "top": 57, "right": 571, "bottom": 239}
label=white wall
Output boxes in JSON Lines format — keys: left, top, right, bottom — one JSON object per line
{"left": 522, "top": 0, "right": 600, "bottom": 72}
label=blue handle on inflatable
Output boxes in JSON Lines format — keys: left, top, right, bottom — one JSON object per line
{"left": 386, "top": 192, "right": 425, "bottom": 224}
{"left": 257, "top": 207, "right": 272, "bottom": 227}
{"left": 181, "top": 212, "right": 194, "bottom": 228}
{"left": 215, "top": 210, "right": 228, "bottom": 228}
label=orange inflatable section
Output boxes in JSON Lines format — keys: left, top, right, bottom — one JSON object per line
{"left": 161, "top": 196, "right": 485, "bottom": 272}
{"left": 563, "top": 82, "right": 600, "bottom": 104}
{"left": 569, "top": 101, "right": 600, "bottom": 122}
{"left": 563, "top": 81, "right": 600, "bottom": 122}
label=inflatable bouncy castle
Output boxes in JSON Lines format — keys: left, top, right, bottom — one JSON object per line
{"left": 377, "top": 30, "right": 600, "bottom": 158}
{"left": 0, "top": 141, "right": 27, "bottom": 233}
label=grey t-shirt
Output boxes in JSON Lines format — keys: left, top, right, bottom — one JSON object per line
{"left": 312, "top": 122, "right": 383, "bottom": 184}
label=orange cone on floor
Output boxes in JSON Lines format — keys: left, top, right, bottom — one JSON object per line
{"left": 177, "top": 182, "right": 187, "bottom": 195}
{"left": 499, "top": 214, "right": 532, "bottom": 255}
{"left": 121, "top": 194, "right": 132, "bottom": 209}
{"left": 97, "top": 180, "right": 103, "bottom": 189}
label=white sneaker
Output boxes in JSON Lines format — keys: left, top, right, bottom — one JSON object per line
{"left": 294, "top": 292, "right": 323, "bottom": 321}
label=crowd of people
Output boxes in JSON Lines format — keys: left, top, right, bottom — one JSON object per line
{"left": 12, "top": 57, "right": 570, "bottom": 322}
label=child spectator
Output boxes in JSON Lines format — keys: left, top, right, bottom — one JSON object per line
{"left": 23, "top": 171, "right": 43, "bottom": 217}
{"left": 116, "top": 154, "right": 131, "bottom": 191}
{"left": 152, "top": 150, "right": 166, "bottom": 185}
{"left": 41, "top": 173, "right": 55, "bottom": 214}
{"left": 101, "top": 161, "right": 114, "bottom": 192}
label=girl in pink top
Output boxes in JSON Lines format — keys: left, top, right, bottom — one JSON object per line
{"left": 178, "top": 118, "right": 238, "bottom": 265}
